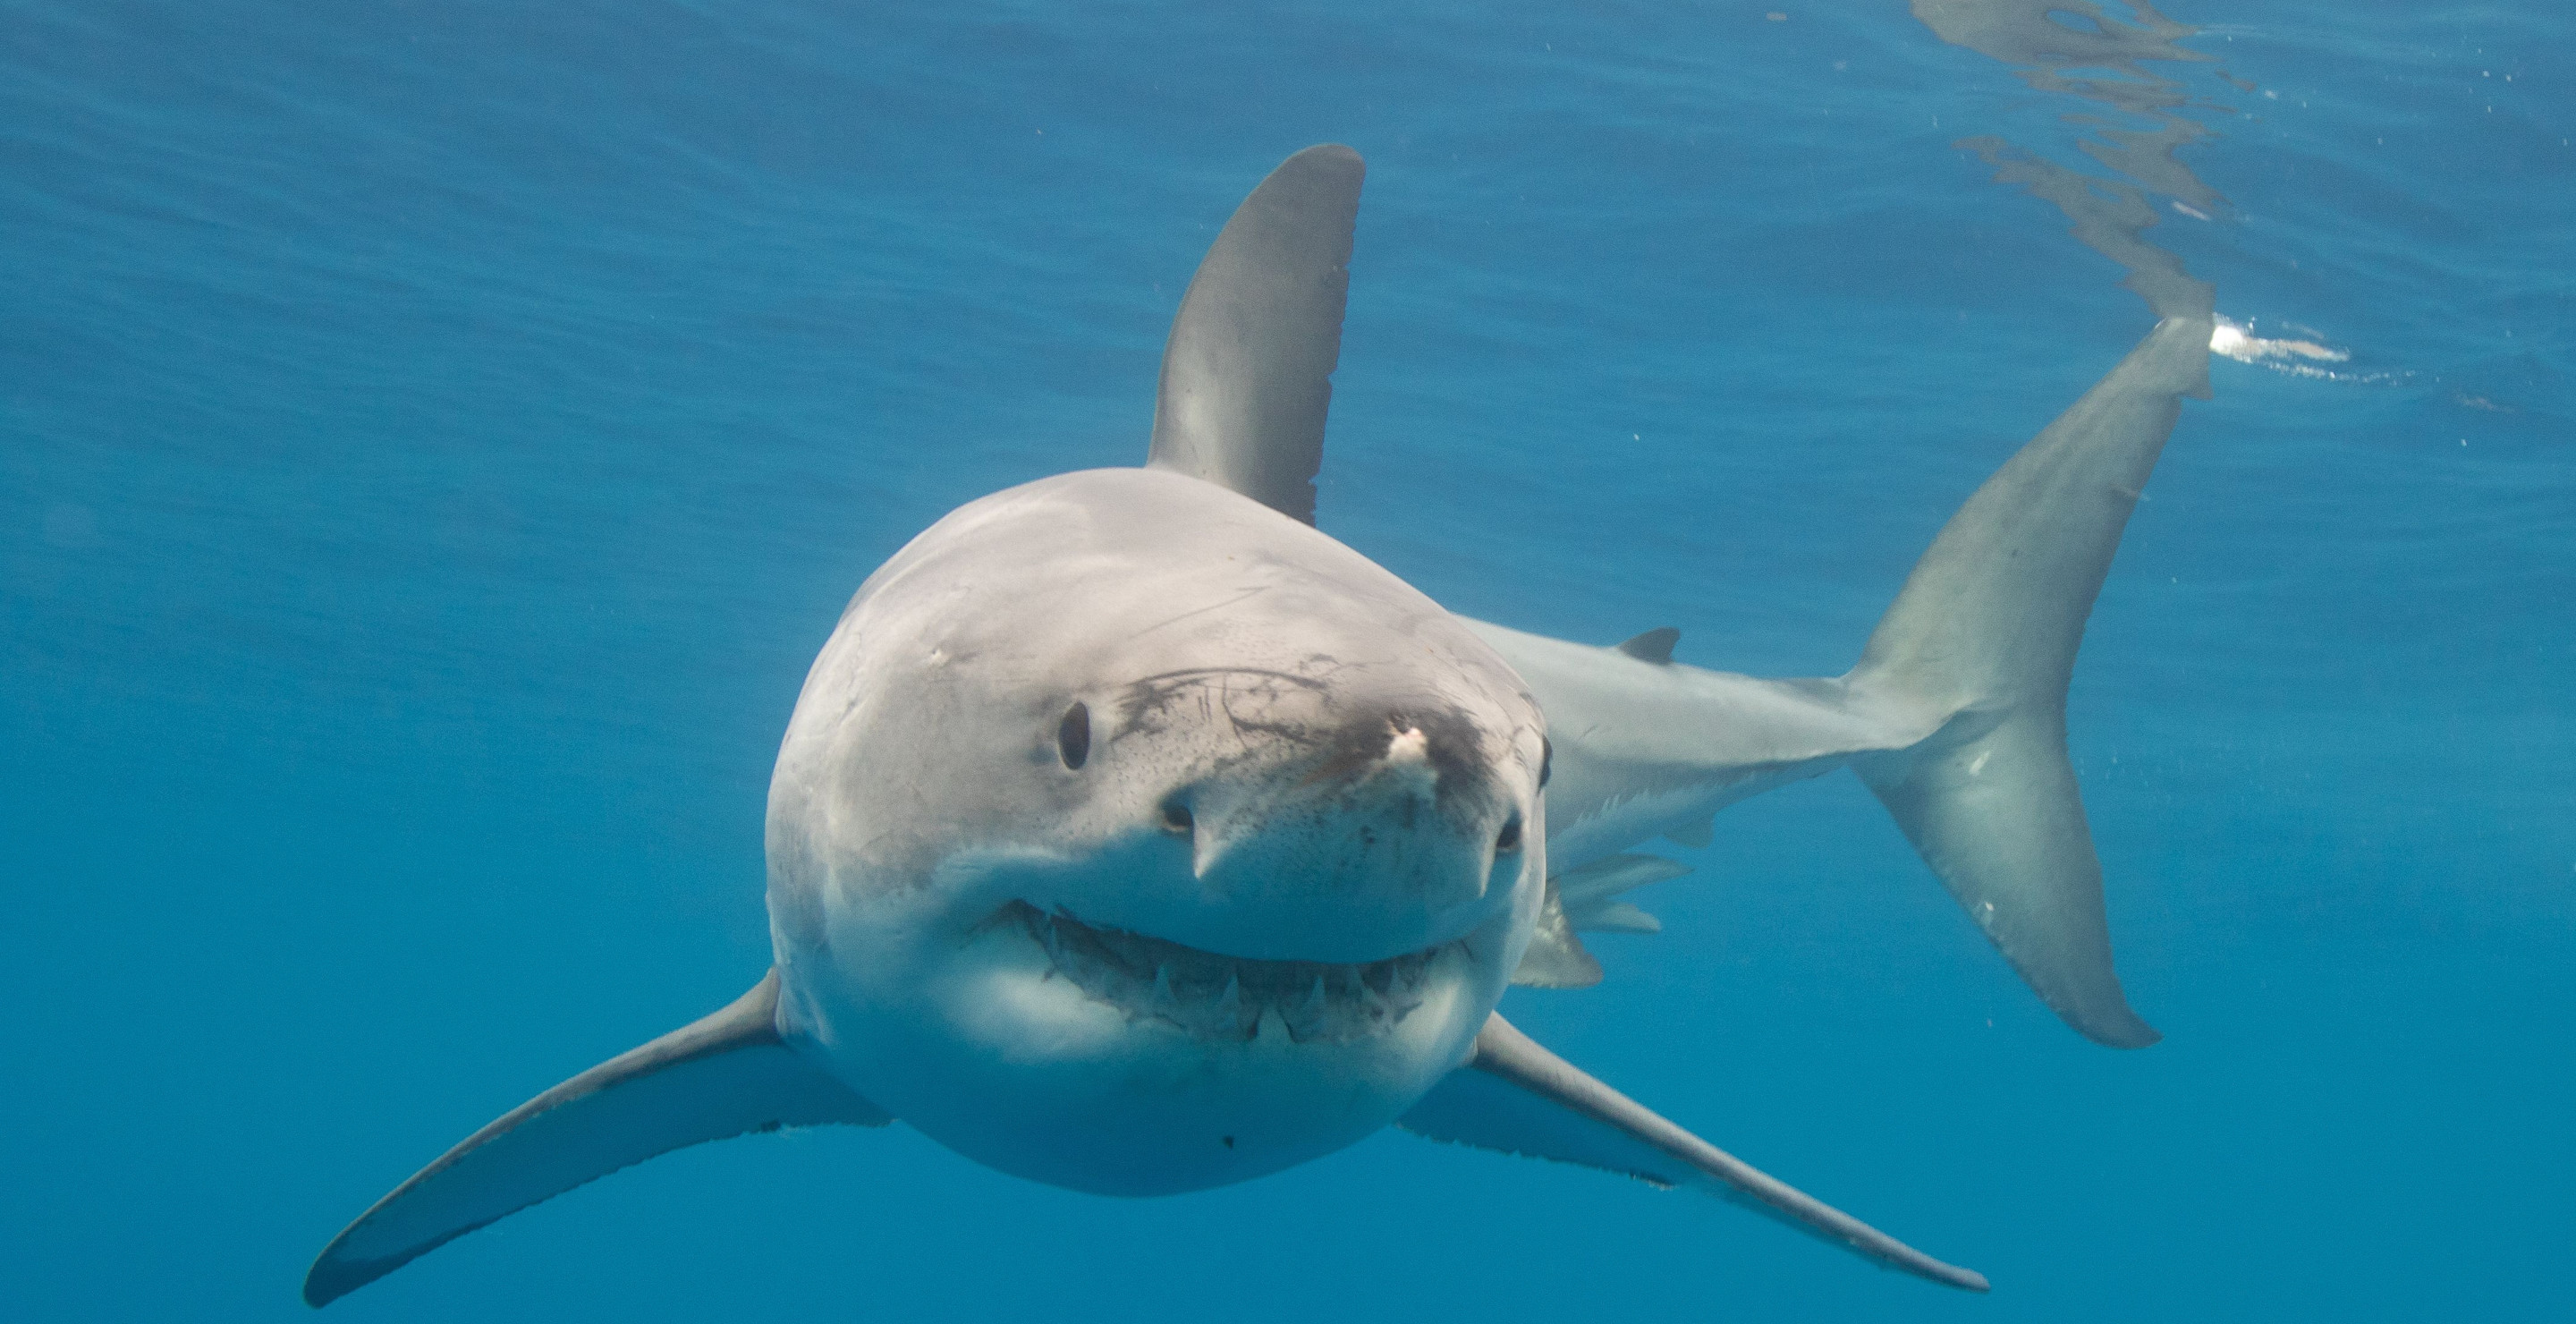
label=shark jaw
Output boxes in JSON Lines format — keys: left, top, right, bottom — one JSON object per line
{"left": 1004, "top": 900, "right": 1464, "bottom": 1045}
{"left": 795, "top": 872, "right": 1531, "bottom": 1199}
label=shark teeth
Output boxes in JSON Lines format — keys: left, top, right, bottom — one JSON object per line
{"left": 1004, "top": 901, "right": 1455, "bottom": 1044}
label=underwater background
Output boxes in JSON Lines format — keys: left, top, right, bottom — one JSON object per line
{"left": 4, "top": 1, "right": 2570, "bottom": 1320}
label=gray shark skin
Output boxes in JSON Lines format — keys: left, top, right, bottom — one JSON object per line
{"left": 765, "top": 463, "right": 1545, "bottom": 1198}
{"left": 307, "top": 143, "right": 2210, "bottom": 1305}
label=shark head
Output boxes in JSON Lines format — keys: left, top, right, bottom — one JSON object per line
{"left": 766, "top": 467, "right": 1547, "bottom": 1194}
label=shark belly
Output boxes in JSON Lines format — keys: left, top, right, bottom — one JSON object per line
{"left": 783, "top": 901, "right": 1504, "bottom": 1195}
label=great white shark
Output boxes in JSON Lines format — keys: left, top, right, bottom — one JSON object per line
{"left": 306, "top": 144, "right": 2208, "bottom": 1305}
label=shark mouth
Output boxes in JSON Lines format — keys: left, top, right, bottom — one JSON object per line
{"left": 1001, "top": 901, "right": 1461, "bottom": 1044}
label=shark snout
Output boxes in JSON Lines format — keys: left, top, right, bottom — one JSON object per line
{"left": 1168, "top": 709, "right": 1527, "bottom": 962}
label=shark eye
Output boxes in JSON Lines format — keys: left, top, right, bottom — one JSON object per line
{"left": 1057, "top": 702, "right": 1091, "bottom": 770}
{"left": 1160, "top": 801, "right": 1194, "bottom": 835}
{"left": 1496, "top": 815, "right": 1523, "bottom": 853}
{"left": 1538, "top": 736, "right": 1552, "bottom": 790}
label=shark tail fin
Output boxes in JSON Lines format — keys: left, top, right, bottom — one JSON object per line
{"left": 303, "top": 971, "right": 889, "bottom": 1307}
{"left": 1845, "top": 316, "right": 2211, "bottom": 1049}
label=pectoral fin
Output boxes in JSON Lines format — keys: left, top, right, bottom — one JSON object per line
{"left": 304, "top": 970, "right": 887, "bottom": 1307}
{"left": 1398, "top": 1014, "right": 1988, "bottom": 1293}
{"left": 1511, "top": 876, "right": 1606, "bottom": 988}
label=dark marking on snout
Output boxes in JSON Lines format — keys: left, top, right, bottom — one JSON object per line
{"left": 1298, "top": 706, "right": 1496, "bottom": 811}
{"left": 1112, "top": 667, "right": 1333, "bottom": 743}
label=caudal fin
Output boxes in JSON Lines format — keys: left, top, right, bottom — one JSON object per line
{"left": 1847, "top": 316, "right": 2210, "bottom": 1048}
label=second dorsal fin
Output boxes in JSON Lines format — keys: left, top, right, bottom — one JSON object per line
{"left": 1615, "top": 627, "right": 1681, "bottom": 664}
{"left": 1146, "top": 145, "right": 1366, "bottom": 525}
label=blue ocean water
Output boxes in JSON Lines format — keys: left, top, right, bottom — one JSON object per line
{"left": 4, "top": 1, "right": 2570, "bottom": 1319}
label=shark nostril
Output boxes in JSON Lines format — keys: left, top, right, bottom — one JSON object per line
{"left": 1496, "top": 815, "right": 1523, "bottom": 853}
{"left": 1160, "top": 801, "right": 1195, "bottom": 836}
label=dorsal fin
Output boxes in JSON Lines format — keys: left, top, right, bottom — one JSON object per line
{"left": 1146, "top": 144, "right": 1365, "bottom": 525}
{"left": 1615, "top": 626, "right": 1681, "bottom": 664}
